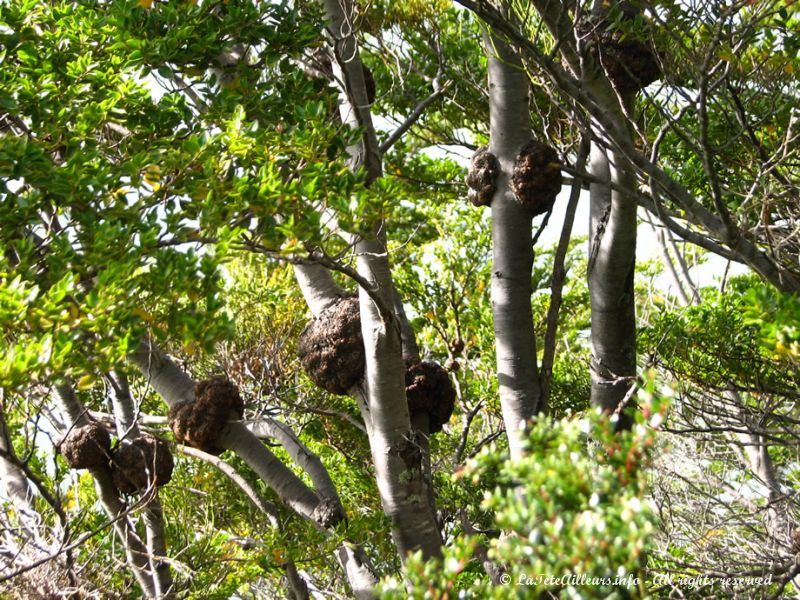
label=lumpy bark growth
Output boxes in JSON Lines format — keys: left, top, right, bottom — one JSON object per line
{"left": 111, "top": 435, "right": 174, "bottom": 494}
{"left": 466, "top": 146, "right": 500, "bottom": 207}
{"left": 169, "top": 377, "right": 244, "bottom": 455}
{"left": 60, "top": 422, "right": 111, "bottom": 470}
{"left": 511, "top": 141, "right": 562, "bottom": 215}
{"left": 298, "top": 297, "right": 365, "bottom": 395}
{"left": 405, "top": 361, "right": 456, "bottom": 433}
{"left": 576, "top": 7, "right": 660, "bottom": 93}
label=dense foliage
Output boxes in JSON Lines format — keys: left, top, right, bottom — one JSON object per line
{"left": 1, "top": 0, "right": 799, "bottom": 598}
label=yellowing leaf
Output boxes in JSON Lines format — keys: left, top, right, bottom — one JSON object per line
{"left": 132, "top": 307, "right": 154, "bottom": 322}
{"left": 138, "top": 0, "right": 153, "bottom": 8}
{"left": 76, "top": 374, "right": 95, "bottom": 390}
{"left": 63, "top": 488, "right": 76, "bottom": 511}
{"left": 143, "top": 165, "right": 162, "bottom": 191}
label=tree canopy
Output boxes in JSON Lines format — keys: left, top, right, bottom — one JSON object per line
{"left": 1, "top": 0, "right": 799, "bottom": 598}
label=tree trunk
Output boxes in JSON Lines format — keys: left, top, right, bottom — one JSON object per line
{"left": 107, "top": 372, "right": 174, "bottom": 598}
{"left": 54, "top": 384, "right": 158, "bottom": 597}
{"left": 217, "top": 424, "right": 323, "bottom": 523}
{"left": 130, "top": 342, "right": 379, "bottom": 594}
{"left": 313, "top": 0, "right": 443, "bottom": 561}
{"left": 0, "top": 411, "right": 40, "bottom": 544}
{"left": 355, "top": 237, "right": 444, "bottom": 559}
{"left": 587, "top": 83, "right": 638, "bottom": 428}
{"left": 485, "top": 29, "right": 542, "bottom": 460}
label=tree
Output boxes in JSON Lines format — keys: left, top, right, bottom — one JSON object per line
{"left": 1, "top": 0, "right": 799, "bottom": 598}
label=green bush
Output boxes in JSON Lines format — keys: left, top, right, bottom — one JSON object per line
{"left": 382, "top": 380, "right": 667, "bottom": 599}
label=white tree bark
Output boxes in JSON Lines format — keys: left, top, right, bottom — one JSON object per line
{"left": 246, "top": 419, "right": 341, "bottom": 507}
{"left": 0, "top": 412, "right": 41, "bottom": 546}
{"left": 130, "top": 346, "right": 324, "bottom": 522}
{"left": 294, "top": 263, "right": 347, "bottom": 317}
{"left": 587, "top": 127, "right": 638, "bottom": 424}
{"left": 484, "top": 27, "right": 542, "bottom": 460}
{"left": 312, "top": 0, "right": 443, "bottom": 560}
{"left": 456, "top": 0, "right": 800, "bottom": 296}
{"left": 129, "top": 342, "right": 379, "bottom": 595}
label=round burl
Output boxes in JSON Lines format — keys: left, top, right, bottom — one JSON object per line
{"left": 312, "top": 497, "right": 346, "bottom": 529}
{"left": 169, "top": 377, "right": 244, "bottom": 455}
{"left": 60, "top": 422, "right": 111, "bottom": 470}
{"left": 404, "top": 361, "right": 456, "bottom": 433}
{"left": 576, "top": 11, "right": 660, "bottom": 93}
{"left": 111, "top": 435, "right": 173, "bottom": 495}
{"left": 511, "top": 141, "right": 562, "bottom": 215}
{"left": 194, "top": 377, "right": 245, "bottom": 419}
{"left": 298, "top": 297, "right": 365, "bottom": 395}
{"left": 466, "top": 146, "right": 500, "bottom": 207}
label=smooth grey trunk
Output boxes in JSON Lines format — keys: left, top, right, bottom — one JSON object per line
{"left": 142, "top": 501, "right": 172, "bottom": 598}
{"left": 218, "top": 424, "right": 328, "bottom": 525}
{"left": 129, "top": 342, "right": 195, "bottom": 406}
{"left": 246, "top": 419, "right": 341, "bottom": 507}
{"left": 335, "top": 543, "right": 379, "bottom": 600}
{"left": 129, "top": 343, "right": 379, "bottom": 595}
{"left": 91, "top": 467, "right": 158, "bottom": 598}
{"left": 485, "top": 30, "right": 542, "bottom": 460}
{"left": 54, "top": 384, "right": 91, "bottom": 428}
{"left": 315, "top": 0, "right": 443, "bottom": 561}
{"left": 177, "top": 444, "right": 280, "bottom": 526}
{"left": 587, "top": 127, "right": 638, "bottom": 424}
{"left": 355, "top": 237, "right": 444, "bottom": 559}
{"left": 458, "top": 0, "right": 800, "bottom": 295}
{"left": 130, "top": 345, "right": 324, "bottom": 522}
{"left": 128, "top": 345, "right": 323, "bottom": 523}
{"left": 294, "top": 263, "right": 347, "bottom": 317}
{"left": 107, "top": 371, "right": 140, "bottom": 437}
{"left": 0, "top": 411, "right": 40, "bottom": 543}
